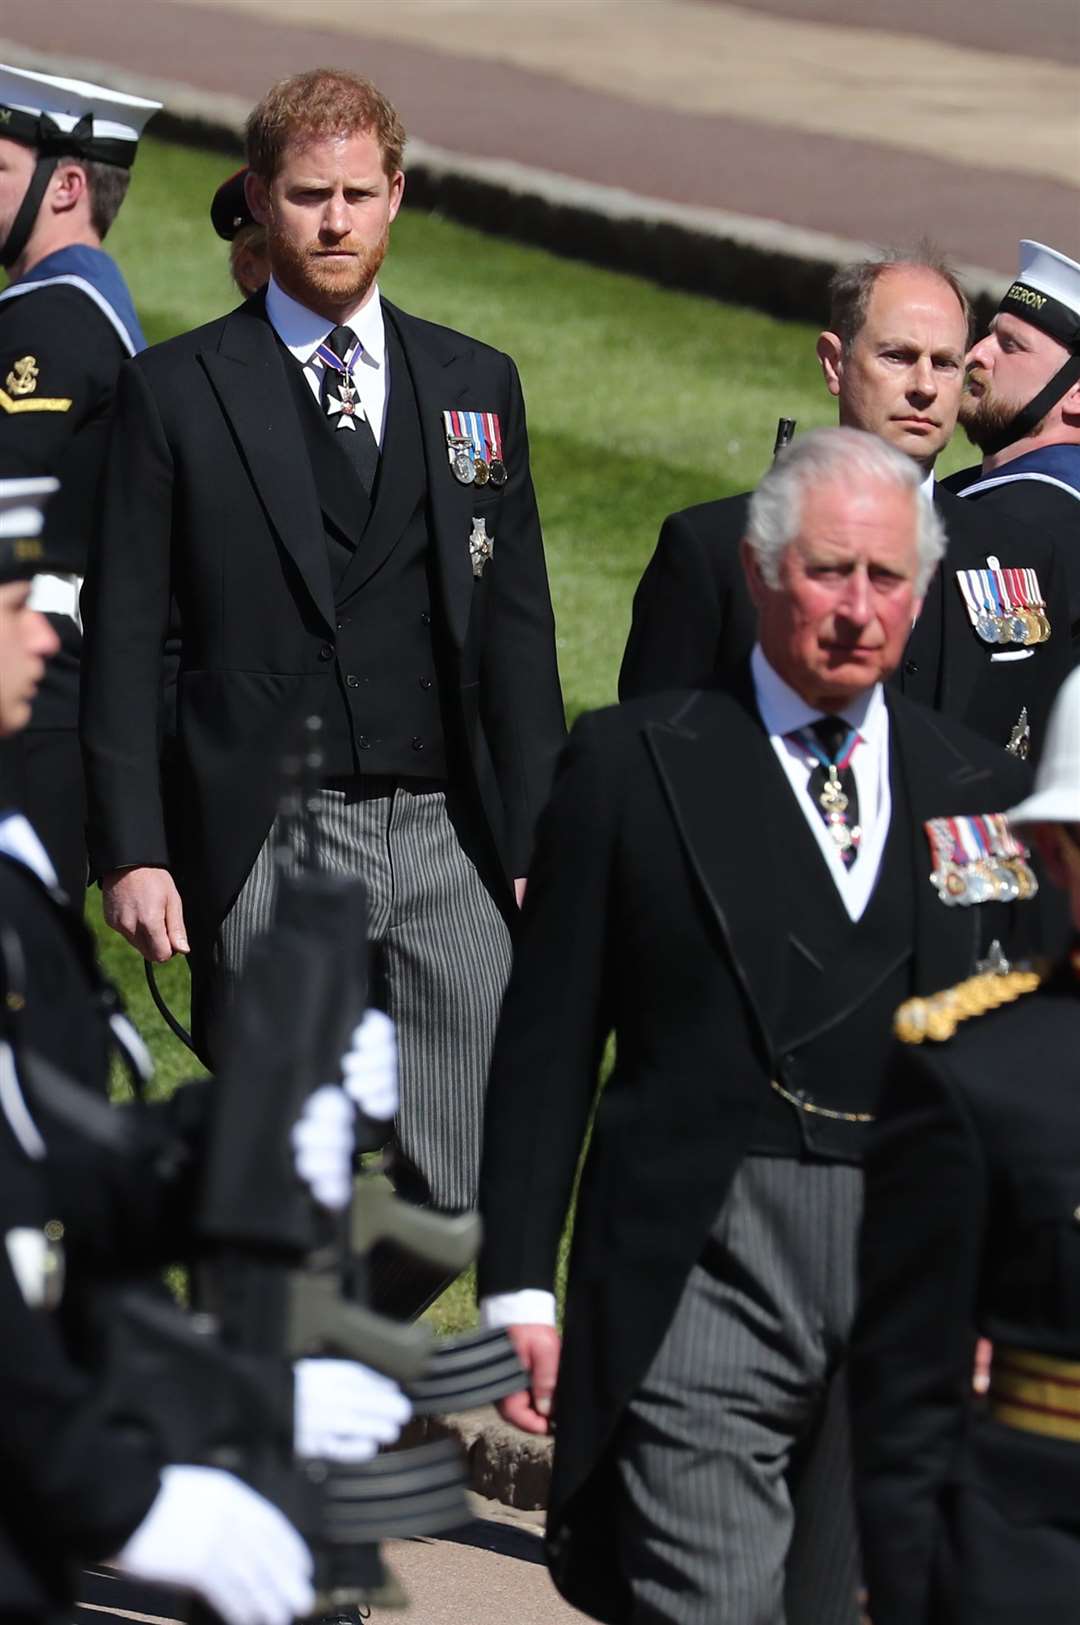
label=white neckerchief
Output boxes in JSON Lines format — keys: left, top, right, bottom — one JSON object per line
{"left": 265, "top": 275, "right": 389, "bottom": 446}
{"left": 750, "top": 645, "right": 892, "bottom": 922}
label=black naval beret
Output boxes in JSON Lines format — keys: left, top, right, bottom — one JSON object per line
{"left": 211, "top": 168, "right": 255, "bottom": 242}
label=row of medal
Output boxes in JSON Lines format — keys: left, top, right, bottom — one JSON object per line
{"left": 956, "top": 562, "right": 1051, "bottom": 647}
{"left": 444, "top": 410, "right": 507, "bottom": 487}
{"left": 925, "top": 813, "right": 1039, "bottom": 908}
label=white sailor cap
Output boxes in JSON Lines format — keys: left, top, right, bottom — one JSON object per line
{"left": 0, "top": 63, "right": 161, "bottom": 167}
{"left": 999, "top": 241, "right": 1080, "bottom": 353}
{"left": 0, "top": 476, "right": 71, "bottom": 582}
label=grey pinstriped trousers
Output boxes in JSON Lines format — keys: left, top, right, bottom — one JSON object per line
{"left": 216, "top": 780, "right": 512, "bottom": 1309}
{"left": 615, "top": 1155, "right": 863, "bottom": 1625}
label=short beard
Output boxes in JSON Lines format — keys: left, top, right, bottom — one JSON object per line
{"left": 959, "top": 371, "right": 1049, "bottom": 451}
{"left": 267, "top": 219, "right": 388, "bottom": 315}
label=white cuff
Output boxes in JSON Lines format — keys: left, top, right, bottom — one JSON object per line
{"left": 479, "top": 1290, "right": 557, "bottom": 1329}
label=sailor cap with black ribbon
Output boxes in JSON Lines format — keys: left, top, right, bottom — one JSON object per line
{"left": 984, "top": 241, "right": 1080, "bottom": 454}
{"left": 0, "top": 63, "right": 160, "bottom": 269}
{"left": 0, "top": 475, "right": 72, "bottom": 584}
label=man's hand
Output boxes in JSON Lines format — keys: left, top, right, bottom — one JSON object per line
{"left": 113, "top": 1464, "right": 314, "bottom": 1625}
{"left": 497, "top": 1323, "right": 561, "bottom": 1435}
{"left": 103, "top": 866, "right": 189, "bottom": 962}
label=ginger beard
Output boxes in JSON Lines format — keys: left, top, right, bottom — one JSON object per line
{"left": 266, "top": 206, "right": 389, "bottom": 312}
{"left": 960, "top": 366, "right": 1048, "bottom": 451}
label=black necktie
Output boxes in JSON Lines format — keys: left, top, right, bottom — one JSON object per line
{"left": 320, "top": 324, "right": 379, "bottom": 496}
{"left": 802, "top": 714, "right": 861, "bottom": 869}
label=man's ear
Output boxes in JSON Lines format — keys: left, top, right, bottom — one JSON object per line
{"left": 49, "top": 161, "right": 88, "bottom": 219}
{"left": 1061, "top": 372, "right": 1080, "bottom": 425}
{"left": 244, "top": 169, "right": 271, "bottom": 227}
{"left": 740, "top": 536, "right": 768, "bottom": 610}
{"left": 816, "top": 331, "right": 844, "bottom": 399}
{"left": 387, "top": 168, "right": 405, "bottom": 224}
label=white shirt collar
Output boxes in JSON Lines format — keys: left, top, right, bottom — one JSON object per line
{"left": 750, "top": 643, "right": 885, "bottom": 745}
{"left": 920, "top": 468, "right": 935, "bottom": 499}
{"left": 264, "top": 275, "right": 385, "bottom": 372}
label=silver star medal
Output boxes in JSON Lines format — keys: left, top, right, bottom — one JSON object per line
{"left": 469, "top": 518, "right": 493, "bottom": 578}
{"left": 327, "top": 378, "right": 366, "bottom": 432}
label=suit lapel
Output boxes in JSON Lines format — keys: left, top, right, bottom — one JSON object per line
{"left": 934, "top": 487, "right": 993, "bottom": 723}
{"left": 645, "top": 679, "right": 785, "bottom": 1053}
{"left": 384, "top": 302, "right": 475, "bottom": 650}
{"left": 199, "top": 297, "right": 335, "bottom": 633}
{"left": 889, "top": 696, "right": 1006, "bottom": 993}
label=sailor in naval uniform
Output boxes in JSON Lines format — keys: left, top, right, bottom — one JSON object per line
{"left": 0, "top": 62, "right": 161, "bottom": 908}
{"left": 852, "top": 664, "right": 1080, "bottom": 1625}
{"left": 945, "top": 241, "right": 1080, "bottom": 650}
{"left": 0, "top": 475, "right": 411, "bottom": 1625}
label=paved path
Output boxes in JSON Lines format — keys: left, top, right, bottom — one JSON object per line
{"left": 1, "top": 0, "right": 1076, "bottom": 275}
{"left": 373, "top": 1503, "right": 586, "bottom": 1623}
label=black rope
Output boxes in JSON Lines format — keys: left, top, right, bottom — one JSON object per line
{"left": 143, "top": 959, "right": 196, "bottom": 1053}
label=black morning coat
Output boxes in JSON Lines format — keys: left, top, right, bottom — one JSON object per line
{"left": 619, "top": 485, "right": 1074, "bottom": 761}
{"left": 476, "top": 672, "right": 1032, "bottom": 1623}
{"left": 80, "top": 292, "right": 565, "bottom": 950}
{"left": 0, "top": 853, "right": 207, "bottom": 1616}
{"left": 852, "top": 961, "right": 1080, "bottom": 1625}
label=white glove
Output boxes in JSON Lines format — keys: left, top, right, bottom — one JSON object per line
{"left": 294, "top": 1357, "right": 412, "bottom": 1461}
{"left": 113, "top": 1465, "right": 314, "bottom": 1625}
{"left": 340, "top": 1007, "right": 398, "bottom": 1121}
{"left": 290, "top": 1083, "right": 355, "bottom": 1211}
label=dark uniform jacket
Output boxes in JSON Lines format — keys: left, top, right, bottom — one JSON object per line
{"left": 477, "top": 676, "right": 1031, "bottom": 1622}
{"left": 852, "top": 964, "right": 1080, "bottom": 1625}
{"left": 944, "top": 449, "right": 1080, "bottom": 647}
{"left": 81, "top": 293, "right": 565, "bottom": 952}
{"left": 0, "top": 248, "right": 142, "bottom": 729}
{"left": 619, "top": 485, "right": 1072, "bottom": 759}
{"left": 0, "top": 847, "right": 206, "bottom": 1616}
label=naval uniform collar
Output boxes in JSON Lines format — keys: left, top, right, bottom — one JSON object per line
{"left": 264, "top": 275, "right": 386, "bottom": 374}
{"left": 0, "top": 812, "right": 60, "bottom": 890}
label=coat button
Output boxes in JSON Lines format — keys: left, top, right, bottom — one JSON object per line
{"left": 904, "top": 659, "right": 918, "bottom": 675}
{"left": 346, "top": 674, "right": 359, "bottom": 689}
{"left": 336, "top": 619, "right": 347, "bottom": 631}
{"left": 357, "top": 734, "right": 370, "bottom": 750}
{"left": 319, "top": 643, "right": 334, "bottom": 661}
{"left": 411, "top": 736, "right": 424, "bottom": 751}
{"left": 419, "top": 676, "right": 432, "bottom": 690}
{"left": 420, "top": 611, "right": 431, "bottom": 626}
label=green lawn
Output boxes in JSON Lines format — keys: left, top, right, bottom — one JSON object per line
{"left": 91, "top": 136, "right": 977, "bottom": 1329}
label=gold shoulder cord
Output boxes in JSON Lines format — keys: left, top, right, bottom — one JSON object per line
{"left": 894, "top": 968, "right": 1043, "bottom": 1045}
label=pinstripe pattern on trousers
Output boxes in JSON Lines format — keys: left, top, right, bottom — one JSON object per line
{"left": 614, "top": 1154, "right": 863, "bottom": 1625}
{"left": 217, "top": 782, "right": 512, "bottom": 1219}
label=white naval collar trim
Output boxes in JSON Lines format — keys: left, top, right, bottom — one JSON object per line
{"left": 750, "top": 644, "right": 885, "bottom": 748}
{"left": 0, "top": 813, "right": 59, "bottom": 891}
{"left": 264, "top": 275, "right": 386, "bottom": 374}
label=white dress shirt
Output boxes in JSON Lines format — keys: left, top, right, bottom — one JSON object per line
{"left": 750, "top": 644, "right": 892, "bottom": 922}
{"left": 264, "top": 276, "right": 389, "bottom": 447}
{"left": 480, "top": 651, "right": 894, "bottom": 1332}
